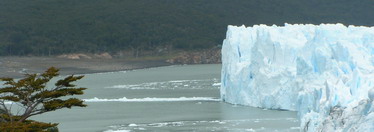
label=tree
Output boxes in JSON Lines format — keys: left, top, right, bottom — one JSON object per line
{"left": 0, "top": 67, "right": 87, "bottom": 131}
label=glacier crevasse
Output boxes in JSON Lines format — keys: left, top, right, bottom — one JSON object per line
{"left": 221, "top": 24, "right": 374, "bottom": 131}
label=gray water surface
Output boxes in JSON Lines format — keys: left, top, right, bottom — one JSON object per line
{"left": 31, "top": 64, "right": 299, "bottom": 132}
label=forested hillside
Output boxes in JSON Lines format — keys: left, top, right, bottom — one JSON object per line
{"left": 0, "top": 0, "right": 373, "bottom": 56}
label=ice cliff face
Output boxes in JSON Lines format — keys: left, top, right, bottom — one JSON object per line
{"left": 221, "top": 24, "right": 374, "bottom": 131}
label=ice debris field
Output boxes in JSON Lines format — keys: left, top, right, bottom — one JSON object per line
{"left": 221, "top": 24, "right": 374, "bottom": 131}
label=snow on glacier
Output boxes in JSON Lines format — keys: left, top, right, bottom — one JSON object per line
{"left": 220, "top": 23, "right": 374, "bottom": 131}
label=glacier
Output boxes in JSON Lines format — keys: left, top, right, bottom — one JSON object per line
{"left": 220, "top": 24, "right": 374, "bottom": 131}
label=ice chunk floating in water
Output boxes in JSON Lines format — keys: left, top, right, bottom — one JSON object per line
{"left": 221, "top": 23, "right": 374, "bottom": 131}
{"left": 84, "top": 97, "right": 220, "bottom": 102}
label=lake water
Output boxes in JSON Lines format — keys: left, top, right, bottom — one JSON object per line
{"left": 31, "top": 64, "right": 299, "bottom": 132}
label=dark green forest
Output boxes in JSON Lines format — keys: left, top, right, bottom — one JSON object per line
{"left": 0, "top": 0, "right": 373, "bottom": 56}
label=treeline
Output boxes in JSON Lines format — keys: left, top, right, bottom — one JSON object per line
{"left": 0, "top": 0, "right": 373, "bottom": 56}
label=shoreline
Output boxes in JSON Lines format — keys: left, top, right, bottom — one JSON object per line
{"left": 0, "top": 56, "right": 172, "bottom": 78}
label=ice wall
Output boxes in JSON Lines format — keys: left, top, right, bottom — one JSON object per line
{"left": 221, "top": 24, "right": 374, "bottom": 131}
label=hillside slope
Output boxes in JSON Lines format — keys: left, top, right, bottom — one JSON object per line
{"left": 0, "top": 0, "right": 373, "bottom": 56}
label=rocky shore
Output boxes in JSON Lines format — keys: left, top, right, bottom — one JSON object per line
{"left": 166, "top": 48, "right": 221, "bottom": 64}
{"left": 0, "top": 49, "right": 222, "bottom": 78}
{"left": 0, "top": 56, "right": 170, "bottom": 78}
